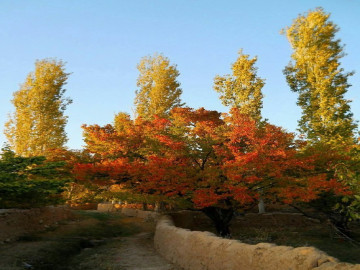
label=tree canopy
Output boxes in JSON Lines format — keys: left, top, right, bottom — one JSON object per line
{"left": 134, "top": 53, "right": 184, "bottom": 119}
{"left": 283, "top": 8, "right": 357, "bottom": 145}
{"left": 0, "top": 146, "right": 68, "bottom": 208}
{"left": 5, "top": 59, "right": 72, "bottom": 156}
{"left": 78, "top": 107, "right": 347, "bottom": 236}
{"left": 214, "top": 50, "right": 264, "bottom": 122}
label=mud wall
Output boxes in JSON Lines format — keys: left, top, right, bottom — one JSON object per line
{"left": 97, "top": 203, "right": 117, "bottom": 212}
{"left": 97, "top": 203, "right": 159, "bottom": 221}
{"left": 0, "top": 206, "right": 72, "bottom": 243}
{"left": 119, "top": 208, "right": 159, "bottom": 221}
{"left": 154, "top": 215, "right": 360, "bottom": 270}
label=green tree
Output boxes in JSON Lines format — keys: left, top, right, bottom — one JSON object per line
{"left": 0, "top": 146, "right": 68, "bottom": 208}
{"left": 283, "top": 8, "right": 357, "bottom": 145}
{"left": 5, "top": 59, "right": 72, "bottom": 156}
{"left": 214, "top": 50, "right": 265, "bottom": 122}
{"left": 134, "top": 53, "right": 184, "bottom": 119}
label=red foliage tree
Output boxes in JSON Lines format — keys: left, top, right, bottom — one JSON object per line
{"left": 76, "top": 107, "right": 349, "bottom": 237}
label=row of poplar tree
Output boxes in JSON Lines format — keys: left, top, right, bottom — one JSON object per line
{"left": 1, "top": 8, "right": 359, "bottom": 215}
{"left": 4, "top": 8, "right": 358, "bottom": 156}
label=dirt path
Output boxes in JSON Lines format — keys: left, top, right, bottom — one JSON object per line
{"left": 68, "top": 222, "right": 182, "bottom": 270}
{"left": 112, "top": 232, "right": 180, "bottom": 270}
{"left": 0, "top": 211, "right": 181, "bottom": 270}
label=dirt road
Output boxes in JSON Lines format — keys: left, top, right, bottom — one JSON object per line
{"left": 101, "top": 232, "right": 179, "bottom": 270}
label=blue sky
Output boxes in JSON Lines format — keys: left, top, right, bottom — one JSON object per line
{"left": 0, "top": 0, "right": 359, "bottom": 150}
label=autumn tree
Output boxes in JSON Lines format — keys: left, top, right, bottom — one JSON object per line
{"left": 283, "top": 8, "right": 357, "bottom": 145}
{"left": 80, "top": 115, "right": 162, "bottom": 205}
{"left": 181, "top": 108, "right": 317, "bottom": 236}
{"left": 214, "top": 50, "right": 264, "bottom": 122}
{"left": 134, "top": 53, "right": 184, "bottom": 119}
{"left": 214, "top": 51, "right": 267, "bottom": 213}
{"left": 282, "top": 9, "right": 360, "bottom": 235}
{"left": 5, "top": 59, "right": 72, "bottom": 157}
{"left": 78, "top": 107, "right": 342, "bottom": 237}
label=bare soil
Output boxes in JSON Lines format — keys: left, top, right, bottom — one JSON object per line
{"left": 0, "top": 207, "right": 73, "bottom": 243}
{"left": 0, "top": 210, "right": 181, "bottom": 270}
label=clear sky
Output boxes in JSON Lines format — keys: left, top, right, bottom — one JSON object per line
{"left": 0, "top": 0, "right": 359, "bottom": 150}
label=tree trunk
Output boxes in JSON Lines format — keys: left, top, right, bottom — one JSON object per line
{"left": 154, "top": 201, "right": 166, "bottom": 212}
{"left": 329, "top": 214, "right": 351, "bottom": 237}
{"left": 202, "top": 206, "right": 234, "bottom": 238}
{"left": 142, "top": 202, "right": 148, "bottom": 211}
{"left": 258, "top": 198, "right": 265, "bottom": 214}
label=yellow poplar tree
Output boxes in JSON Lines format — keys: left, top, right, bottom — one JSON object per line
{"left": 134, "top": 53, "right": 184, "bottom": 119}
{"left": 213, "top": 50, "right": 265, "bottom": 122}
{"left": 5, "top": 59, "right": 72, "bottom": 156}
{"left": 283, "top": 8, "right": 356, "bottom": 145}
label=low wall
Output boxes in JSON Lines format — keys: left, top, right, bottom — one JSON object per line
{"left": 97, "top": 203, "right": 159, "bottom": 221}
{"left": 154, "top": 215, "right": 360, "bottom": 270}
{"left": 0, "top": 206, "right": 72, "bottom": 243}
{"left": 120, "top": 208, "right": 159, "bottom": 221}
{"left": 97, "top": 203, "right": 117, "bottom": 212}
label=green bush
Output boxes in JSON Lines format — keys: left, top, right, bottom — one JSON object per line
{"left": 0, "top": 146, "right": 69, "bottom": 208}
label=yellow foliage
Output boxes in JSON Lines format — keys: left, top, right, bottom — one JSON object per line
{"left": 5, "top": 59, "right": 71, "bottom": 156}
{"left": 283, "top": 8, "right": 356, "bottom": 145}
{"left": 134, "top": 53, "right": 184, "bottom": 119}
{"left": 213, "top": 50, "right": 264, "bottom": 123}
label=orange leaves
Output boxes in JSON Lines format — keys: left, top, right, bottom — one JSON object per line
{"left": 225, "top": 185, "right": 255, "bottom": 204}
{"left": 193, "top": 189, "right": 230, "bottom": 208}
{"left": 154, "top": 134, "right": 184, "bottom": 151}
{"left": 306, "top": 174, "right": 351, "bottom": 197}
{"left": 217, "top": 108, "right": 350, "bottom": 206}
{"left": 221, "top": 109, "right": 298, "bottom": 187}
{"left": 73, "top": 163, "right": 94, "bottom": 182}
{"left": 277, "top": 173, "right": 351, "bottom": 204}
{"left": 171, "top": 107, "right": 223, "bottom": 127}
{"left": 152, "top": 116, "right": 171, "bottom": 130}
{"left": 132, "top": 155, "right": 192, "bottom": 197}
{"left": 73, "top": 158, "right": 130, "bottom": 186}
{"left": 78, "top": 106, "right": 351, "bottom": 211}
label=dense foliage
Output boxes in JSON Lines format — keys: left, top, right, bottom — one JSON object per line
{"left": 5, "top": 59, "right": 72, "bottom": 157}
{"left": 214, "top": 50, "right": 264, "bottom": 123}
{"left": 134, "top": 53, "right": 184, "bottom": 119}
{"left": 0, "top": 147, "right": 69, "bottom": 208}
{"left": 283, "top": 8, "right": 357, "bottom": 145}
{"left": 78, "top": 108, "right": 351, "bottom": 236}
{"left": 282, "top": 8, "right": 360, "bottom": 235}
